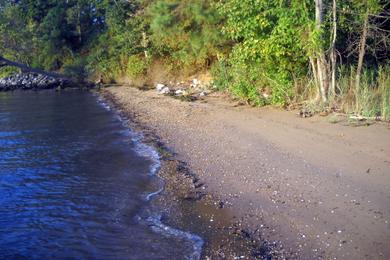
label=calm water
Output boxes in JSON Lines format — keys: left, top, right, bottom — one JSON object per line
{"left": 0, "top": 90, "right": 201, "bottom": 259}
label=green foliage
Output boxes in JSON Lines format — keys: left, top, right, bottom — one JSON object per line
{"left": 215, "top": 0, "right": 311, "bottom": 105}
{"left": 0, "top": 3, "right": 35, "bottom": 64}
{"left": 147, "top": 0, "right": 225, "bottom": 69}
{"left": 63, "top": 57, "right": 88, "bottom": 82}
{"left": 0, "top": 67, "right": 19, "bottom": 78}
{"left": 0, "top": 0, "right": 107, "bottom": 71}
{"left": 127, "top": 55, "right": 150, "bottom": 77}
{"left": 356, "top": 74, "right": 381, "bottom": 117}
{"left": 210, "top": 58, "right": 232, "bottom": 91}
{"left": 378, "top": 66, "right": 390, "bottom": 121}
{"left": 336, "top": 65, "right": 390, "bottom": 120}
{"left": 0, "top": 0, "right": 388, "bottom": 116}
{"left": 86, "top": 1, "right": 144, "bottom": 81}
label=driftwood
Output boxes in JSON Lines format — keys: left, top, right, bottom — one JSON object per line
{"left": 0, "top": 55, "right": 68, "bottom": 80}
{"left": 0, "top": 55, "right": 93, "bottom": 91}
{"left": 349, "top": 115, "right": 382, "bottom": 121}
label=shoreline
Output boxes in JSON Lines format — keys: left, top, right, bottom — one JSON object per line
{"left": 100, "top": 85, "right": 390, "bottom": 259}
{"left": 101, "top": 90, "right": 282, "bottom": 258}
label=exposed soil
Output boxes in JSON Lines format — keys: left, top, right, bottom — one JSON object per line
{"left": 101, "top": 86, "right": 390, "bottom": 259}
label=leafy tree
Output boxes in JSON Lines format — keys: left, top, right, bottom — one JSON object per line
{"left": 216, "top": 0, "right": 312, "bottom": 105}
{"left": 147, "top": 0, "right": 226, "bottom": 68}
{"left": 0, "top": 1, "right": 35, "bottom": 64}
{"left": 86, "top": 1, "right": 145, "bottom": 80}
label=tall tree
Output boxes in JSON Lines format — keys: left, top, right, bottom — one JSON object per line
{"left": 314, "top": 0, "right": 330, "bottom": 103}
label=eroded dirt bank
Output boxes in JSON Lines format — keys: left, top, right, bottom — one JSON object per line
{"left": 103, "top": 86, "right": 390, "bottom": 259}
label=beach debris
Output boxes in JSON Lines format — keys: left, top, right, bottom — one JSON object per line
{"left": 191, "top": 78, "right": 200, "bottom": 88}
{"left": 159, "top": 87, "right": 170, "bottom": 94}
{"left": 199, "top": 91, "right": 207, "bottom": 97}
{"left": 156, "top": 83, "right": 166, "bottom": 92}
{"left": 156, "top": 83, "right": 170, "bottom": 95}
{"left": 319, "top": 111, "right": 329, "bottom": 116}
{"left": 298, "top": 109, "right": 313, "bottom": 118}
{"left": 175, "top": 89, "right": 186, "bottom": 96}
{"left": 155, "top": 78, "right": 214, "bottom": 101}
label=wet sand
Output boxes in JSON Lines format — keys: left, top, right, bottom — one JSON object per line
{"left": 101, "top": 86, "right": 390, "bottom": 259}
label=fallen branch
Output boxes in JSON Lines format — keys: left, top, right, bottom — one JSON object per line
{"left": 349, "top": 115, "right": 382, "bottom": 121}
{"left": 0, "top": 55, "right": 69, "bottom": 80}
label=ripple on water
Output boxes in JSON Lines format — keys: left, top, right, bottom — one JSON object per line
{"left": 0, "top": 90, "right": 203, "bottom": 259}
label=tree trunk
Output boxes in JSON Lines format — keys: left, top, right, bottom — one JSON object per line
{"left": 310, "top": 57, "right": 321, "bottom": 102}
{"left": 77, "top": 3, "right": 82, "bottom": 45}
{"left": 317, "top": 55, "right": 328, "bottom": 103}
{"left": 315, "top": 0, "right": 329, "bottom": 103}
{"left": 142, "top": 32, "right": 149, "bottom": 58}
{"left": 330, "top": 0, "right": 337, "bottom": 98}
{"left": 355, "top": 11, "right": 368, "bottom": 94}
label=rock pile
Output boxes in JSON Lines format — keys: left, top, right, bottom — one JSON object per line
{"left": 0, "top": 73, "right": 72, "bottom": 91}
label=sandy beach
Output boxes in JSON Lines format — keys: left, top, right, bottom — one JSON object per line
{"left": 102, "top": 85, "right": 390, "bottom": 259}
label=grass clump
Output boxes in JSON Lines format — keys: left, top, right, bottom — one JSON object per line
{"left": 336, "top": 66, "right": 390, "bottom": 121}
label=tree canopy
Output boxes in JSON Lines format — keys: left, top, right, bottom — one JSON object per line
{"left": 0, "top": 0, "right": 389, "bottom": 118}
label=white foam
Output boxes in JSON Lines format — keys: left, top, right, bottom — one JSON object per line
{"left": 96, "top": 95, "right": 111, "bottom": 111}
{"left": 146, "top": 214, "right": 204, "bottom": 260}
{"left": 145, "top": 186, "right": 164, "bottom": 201}
{"left": 97, "top": 95, "right": 204, "bottom": 259}
{"left": 96, "top": 95, "right": 161, "bottom": 177}
{"left": 129, "top": 130, "right": 161, "bottom": 176}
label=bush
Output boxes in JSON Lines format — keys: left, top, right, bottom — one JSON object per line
{"left": 126, "top": 55, "right": 149, "bottom": 77}
{"left": 214, "top": 0, "right": 310, "bottom": 106}
{"left": 63, "top": 58, "right": 88, "bottom": 82}
{"left": 210, "top": 58, "right": 231, "bottom": 91}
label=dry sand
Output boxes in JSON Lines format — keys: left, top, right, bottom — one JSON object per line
{"left": 102, "top": 86, "right": 390, "bottom": 259}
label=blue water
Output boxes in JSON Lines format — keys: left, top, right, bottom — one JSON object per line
{"left": 0, "top": 90, "right": 200, "bottom": 259}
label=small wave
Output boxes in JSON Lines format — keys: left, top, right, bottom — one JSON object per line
{"left": 145, "top": 186, "right": 164, "bottom": 201}
{"left": 146, "top": 214, "right": 204, "bottom": 260}
{"left": 96, "top": 96, "right": 111, "bottom": 111}
{"left": 96, "top": 95, "right": 161, "bottom": 176}
{"left": 97, "top": 95, "right": 203, "bottom": 259}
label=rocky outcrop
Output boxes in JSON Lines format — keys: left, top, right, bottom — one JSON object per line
{"left": 0, "top": 73, "right": 73, "bottom": 91}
